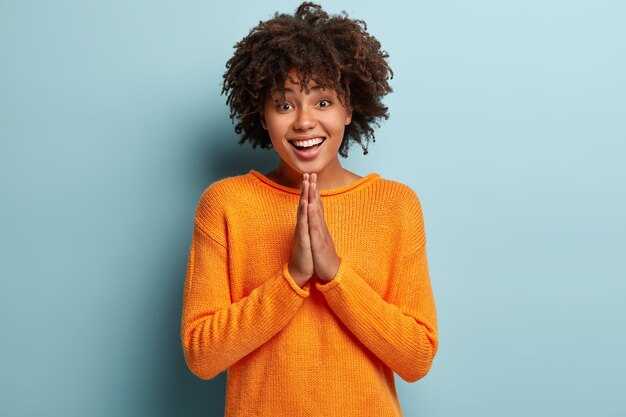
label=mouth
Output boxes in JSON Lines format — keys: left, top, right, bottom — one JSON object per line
{"left": 288, "top": 137, "right": 326, "bottom": 159}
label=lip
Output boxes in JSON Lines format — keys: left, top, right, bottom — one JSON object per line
{"left": 289, "top": 135, "right": 325, "bottom": 141}
{"left": 288, "top": 138, "right": 326, "bottom": 160}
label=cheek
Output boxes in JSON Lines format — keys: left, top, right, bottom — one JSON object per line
{"left": 265, "top": 120, "right": 288, "bottom": 144}
{"left": 264, "top": 113, "right": 283, "bottom": 129}
{"left": 321, "top": 111, "right": 349, "bottom": 130}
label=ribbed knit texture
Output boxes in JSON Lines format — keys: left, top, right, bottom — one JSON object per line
{"left": 181, "top": 169, "right": 438, "bottom": 417}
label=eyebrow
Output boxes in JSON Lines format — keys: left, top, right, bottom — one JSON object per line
{"left": 277, "top": 86, "right": 326, "bottom": 93}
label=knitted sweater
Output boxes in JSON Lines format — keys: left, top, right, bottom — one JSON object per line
{"left": 181, "top": 169, "right": 438, "bottom": 417}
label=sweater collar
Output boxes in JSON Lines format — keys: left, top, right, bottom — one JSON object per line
{"left": 249, "top": 170, "right": 380, "bottom": 197}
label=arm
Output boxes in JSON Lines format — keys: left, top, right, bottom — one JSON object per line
{"left": 315, "top": 246, "right": 437, "bottom": 382}
{"left": 314, "top": 188, "right": 438, "bottom": 382}
{"left": 180, "top": 188, "right": 310, "bottom": 380}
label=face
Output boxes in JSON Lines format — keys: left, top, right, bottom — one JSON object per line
{"left": 261, "top": 68, "right": 352, "bottom": 182}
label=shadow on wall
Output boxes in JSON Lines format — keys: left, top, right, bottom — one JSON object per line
{"left": 207, "top": 137, "right": 279, "bottom": 181}
{"left": 195, "top": 116, "right": 279, "bottom": 184}
{"left": 153, "top": 118, "right": 278, "bottom": 417}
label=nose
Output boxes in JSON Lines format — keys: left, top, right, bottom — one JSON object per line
{"left": 292, "top": 107, "right": 317, "bottom": 131}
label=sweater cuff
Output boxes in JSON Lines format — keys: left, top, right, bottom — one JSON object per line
{"left": 282, "top": 262, "right": 311, "bottom": 297}
{"left": 315, "top": 256, "right": 346, "bottom": 292}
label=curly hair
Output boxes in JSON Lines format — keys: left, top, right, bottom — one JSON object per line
{"left": 221, "top": 2, "right": 393, "bottom": 157}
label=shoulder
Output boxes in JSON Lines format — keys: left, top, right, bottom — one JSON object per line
{"left": 373, "top": 176, "right": 423, "bottom": 212}
{"left": 197, "top": 172, "right": 258, "bottom": 208}
{"left": 194, "top": 172, "right": 257, "bottom": 235}
{"left": 373, "top": 176, "right": 426, "bottom": 253}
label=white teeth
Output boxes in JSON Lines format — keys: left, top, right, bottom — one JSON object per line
{"left": 290, "top": 138, "right": 324, "bottom": 148}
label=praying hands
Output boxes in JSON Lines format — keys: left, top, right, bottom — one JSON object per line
{"left": 287, "top": 173, "right": 341, "bottom": 287}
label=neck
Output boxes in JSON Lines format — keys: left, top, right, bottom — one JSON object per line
{"left": 272, "top": 160, "right": 351, "bottom": 191}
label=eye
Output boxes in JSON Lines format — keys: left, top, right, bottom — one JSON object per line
{"left": 317, "top": 99, "right": 331, "bottom": 108}
{"left": 318, "top": 99, "right": 331, "bottom": 108}
{"left": 275, "top": 102, "right": 293, "bottom": 112}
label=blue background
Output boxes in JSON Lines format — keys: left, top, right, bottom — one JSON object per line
{"left": 1, "top": 1, "right": 625, "bottom": 416}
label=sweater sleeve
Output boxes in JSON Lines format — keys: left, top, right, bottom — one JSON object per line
{"left": 180, "top": 186, "right": 311, "bottom": 380}
{"left": 314, "top": 190, "right": 438, "bottom": 383}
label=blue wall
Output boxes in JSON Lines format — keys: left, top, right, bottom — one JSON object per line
{"left": 1, "top": 1, "right": 624, "bottom": 416}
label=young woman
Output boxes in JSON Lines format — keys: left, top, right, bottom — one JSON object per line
{"left": 181, "top": 3, "right": 438, "bottom": 415}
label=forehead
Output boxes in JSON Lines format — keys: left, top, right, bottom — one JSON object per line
{"left": 270, "top": 68, "right": 333, "bottom": 92}
{"left": 266, "top": 84, "right": 338, "bottom": 103}
{"left": 269, "top": 77, "right": 334, "bottom": 95}
{"left": 274, "top": 84, "right": 328, "bottom": 94}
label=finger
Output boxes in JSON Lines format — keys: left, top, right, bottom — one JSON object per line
{"left": 307, "top": 201, "right": 319, "bottom": 249}
{"left": 307, "top": 176, "right": 317, "bottom": 225}
{"left": 301, "top": 173, "right": 309, "bottom": 201}
{"left": 315, "top": 177, "right": 325, "bottom": 218}
{"left": 299, "top": 174, "right": 309, "bottom": 216}
{"left": 308, "top": 173, "right": 317, "bottom": 210}
{"left": 308, "top": 174, "right": 324, "bottom": 224}
{"left": 300, "top": 176, "right": 309, "bottom": 227}
{"left": 308, "top": 190, "right": 324, "bottom": 246}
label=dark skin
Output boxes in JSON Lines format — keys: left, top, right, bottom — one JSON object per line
{"left": 261, "top": 70, "right": 362, "bottom": 287}
{"left": 221, "top": 3, "right": 393, "bottom": 159}
{"left": 287, "top": 172, "right": 342, "bottom": 287}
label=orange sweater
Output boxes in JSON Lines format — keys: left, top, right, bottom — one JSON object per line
{"left": 181, "top": 170, "right": 438, "bottom": 416}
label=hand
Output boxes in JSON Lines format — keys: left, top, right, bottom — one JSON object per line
{"left": 288, "top": 173, "right": 315, "bottom": 288}
{"left": 307, "top": 173, "right": 341, "bottom": 283}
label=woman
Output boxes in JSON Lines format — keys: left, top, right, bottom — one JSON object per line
{"left": 181, "top": 3, "right": 438, "bottom": 415}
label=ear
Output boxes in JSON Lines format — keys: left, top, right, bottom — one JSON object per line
{"left": 260, "top": 113, "right": 267, "bottom": 130}
{"left": 342, "top": 95, "right": 353, "bottom": 125}
{"left": 345, "top": 108, "right": 352, "bottom": 126}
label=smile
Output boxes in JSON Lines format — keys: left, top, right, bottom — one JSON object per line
{"left": 289, "top": 137, "right": 325, "bottom": 148}
{"left": 288, "top": 137, "right": 326, "bottom": 159}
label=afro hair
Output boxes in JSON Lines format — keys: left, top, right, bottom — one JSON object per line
{"left": 222, "top": 2, "right": 393, "bottom": 157}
